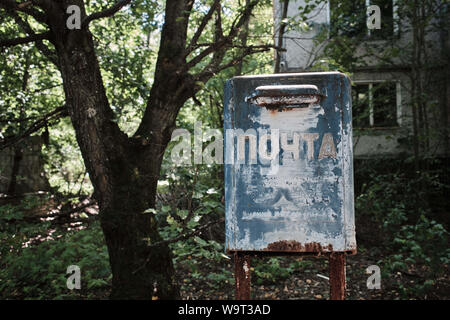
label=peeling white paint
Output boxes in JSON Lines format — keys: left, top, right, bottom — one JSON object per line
{"left": 225, "top": 73, "right": 356, "bottom": 254}
{"left": 243, "top": 261, "right": 249, "bottom": 274}
{"left": 253, "top": 104, "right": 324, "bottom": 131}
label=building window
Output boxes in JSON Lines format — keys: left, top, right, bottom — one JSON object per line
{"left": 329, "top": 0, "right": 396, "bottom": 39}
{"left": 352, "top": 81, "right": 401, "bottom": 128}
{"left": 368, "top": 0, "right": 395, "bottom": 39}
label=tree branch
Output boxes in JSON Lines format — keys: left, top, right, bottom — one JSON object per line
{"left": 82, "top": 0, "right": 133, "bottom": 28}
{"left": 8, "top": 11, "right": 58, "bottom": 67}
{"left": 186, "top": 0, "right": 220, "bottom": 53}
{"left": 6, "top": 199, "right": 98, "bottom": 223}
{"left": 195, "top": 45, "right": 283, "bottom": 83}
{"left": 227, "top": 0, "right": 258, "bottom": 39}
{"left": 0, "top": 105, "right": 67, "bottom": 150}
{"left": 133, "top": 0, "right": 196, "bottom": 138}
{"left": 274, "top": 0, "right": 289, "bottom": 73}
{"left": 45, "top": 200, "right": 97, "bottom": 220}
{"left": 0, "top": 31, "right": 50, "bottom": 47}
{"left": 132, "top": 217, "right": 225, "bottom": 275}
{"left": 184, "top": 0, "right": 258, "bottom": 71}
{"left": 0, "top": 0, "right": 47, "bottom": 24}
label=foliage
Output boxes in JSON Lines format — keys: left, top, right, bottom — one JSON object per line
{"left": 386, "top": 215, "right": 450, "bottom": 297}
{"left": 42, "top": 119, "right": 92, "bottom": 195}
{"left": 0, "top": 196, "right": 110, "bottom": 299}
{"left": 354, "top": 160, "right": 450, "bottom": 297}
{"left": 156, "top": 164, "right": 227, "bottom": 262}
{"left": 152, "top": 0, "right": 275, "bottom": 288}
{"left": 253, "top": 257, "right": 307, "bottom": 285}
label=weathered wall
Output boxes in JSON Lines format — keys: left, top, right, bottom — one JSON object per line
{"left": 273, "top": 0, "right": 449, "bottom": 158}
{"left": 0, "top": 136, "right": 50, "bottom": 194}
{"left": 274, "top": 0, "right": 329, "bottom": 72}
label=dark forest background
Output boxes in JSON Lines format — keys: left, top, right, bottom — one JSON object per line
{"left": 0, "top": 0, "right": 448, "bottom": 299}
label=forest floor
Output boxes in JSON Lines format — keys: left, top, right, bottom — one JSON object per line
{"left": 176, "top": 248, "right": 450, "bottom": 300}
{"left": 83, "top": 239, "right": 449, "bottom": 300}
{"left": 2, "top": 193, "right": 448, "bottom": 300}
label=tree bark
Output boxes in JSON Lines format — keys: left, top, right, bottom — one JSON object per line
{"left": 39, "top": 0, "right": 179, "bottom": 299}
{"left": 55, "top": 35, "right": 179, "bottom": 298}
{"left": 274, "top": 0, "right": 289, "bottom": 73}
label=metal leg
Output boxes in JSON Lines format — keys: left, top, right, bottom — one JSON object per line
{"left": 234, "top": 252, "right": 251, "bottom": 300}
{"left": 329, "top": 252, "right": 346, "bottom": 300}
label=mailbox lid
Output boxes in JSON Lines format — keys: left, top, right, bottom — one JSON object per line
{"left": 224, "top": 72, "right": 356, "bottom": 254}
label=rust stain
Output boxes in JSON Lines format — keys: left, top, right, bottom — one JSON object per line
{"left": 265, "top": 240, "right": 333, "bottom": 255}
{"left": 347, "top": 244, "right": 357, "bottom": 255}
{"left": 250, "top": 94, "right": 321, "bottom": 108}
{"left": 329, "top": 252, "right": 346, "bottom": 300}
{"left": 234, "top": 252, "right": 251, "bottom": 300}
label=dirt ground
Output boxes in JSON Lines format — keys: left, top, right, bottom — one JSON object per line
{"left": 177, "top": 247, "right": 450, "bottom": 300}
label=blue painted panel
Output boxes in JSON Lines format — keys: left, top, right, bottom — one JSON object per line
{"left": 224, "top": 72, "right": 356, "bottom": 253}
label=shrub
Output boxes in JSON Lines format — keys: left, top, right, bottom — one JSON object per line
{"left": 0, "top": 218, "right": 111, "bottom": 300}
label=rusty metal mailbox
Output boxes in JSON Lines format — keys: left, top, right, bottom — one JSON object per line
{"left": 224, "top": 72, "right": 356, "bottom": 255}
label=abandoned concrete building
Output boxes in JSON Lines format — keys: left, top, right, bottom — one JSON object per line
{"left": 273, "top": 0, "right": 449, "bottom": 159}
{"left": 0, "top": 136, "right": 50, "bottom": 195}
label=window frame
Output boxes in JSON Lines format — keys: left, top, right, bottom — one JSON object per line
{"left": 352, "top": 80, "right": 402, "bottom": 128}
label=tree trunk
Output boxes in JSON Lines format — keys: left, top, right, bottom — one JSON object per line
{"left": 43, "top": 1, "right": 179, "bottom": 298}
{"left": 100, "top": 168, "right": 178, "bottom": 299}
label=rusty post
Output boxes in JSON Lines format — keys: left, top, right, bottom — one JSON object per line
{"left": 329, "top": 252, "right": 346, "bottom": 300}
{"left": 234, "top": 252, "right": 251, "bottom": 300}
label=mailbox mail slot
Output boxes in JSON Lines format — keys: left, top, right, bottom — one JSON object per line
{"left": 224, "top": 72, "right": 356, "bottom": 254}
{"left": 248, "top": 84, "right": 324, "bottom": 107}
